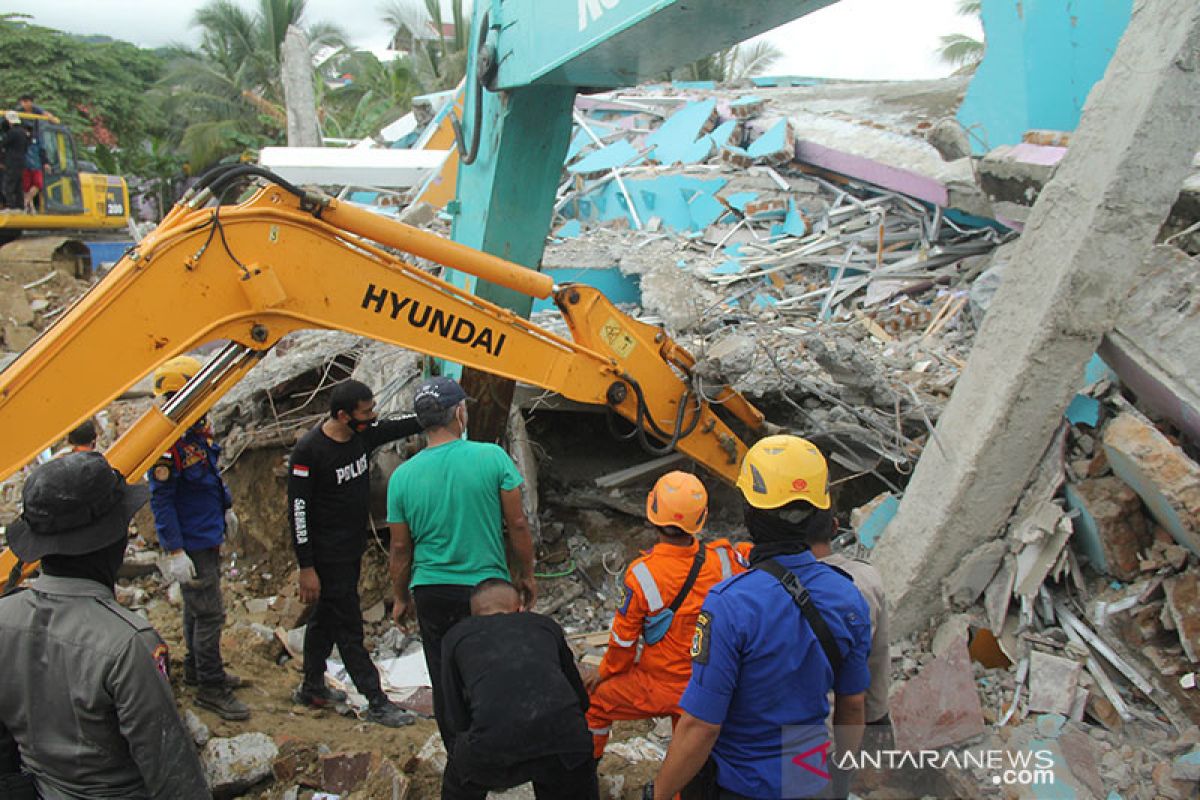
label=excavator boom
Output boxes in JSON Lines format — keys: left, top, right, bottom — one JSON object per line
{"left": 0, "top": 175, "right": 765, "bottom": 506}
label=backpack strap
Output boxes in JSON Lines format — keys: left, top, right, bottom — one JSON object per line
{"left": 756, "top": 558, "right": 843, "bottom": 676}
{"left": 666, "top": 544, "right": 707, "bottom": 613}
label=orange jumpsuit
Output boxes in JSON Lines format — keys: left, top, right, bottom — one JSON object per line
{"left": 587, "top": 537, "right": 747, "bottom": 757}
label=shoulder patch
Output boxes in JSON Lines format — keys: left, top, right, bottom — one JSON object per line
{"left": 691, "top": 610, "right": 712, "bottom": 664}
{"left": 291, "top": 464, "right": 310, "bottom": 478}
{"left": 618, "top": 586, "right": 633, "bottom": 616}
{"left": 152, "top": 463, "right": 172, "bottom": 482}
{"left": 152, "top": 643, "right": 170, "bottom": 678}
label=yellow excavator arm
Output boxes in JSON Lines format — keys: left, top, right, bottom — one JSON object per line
{"left": 0, "top": 169, "right": 766, "bottom": 583}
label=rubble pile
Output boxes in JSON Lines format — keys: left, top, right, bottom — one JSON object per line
{"left": 872, "top": 374, "right": 1200, "bottom": 798}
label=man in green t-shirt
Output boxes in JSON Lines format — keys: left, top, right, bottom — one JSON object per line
{"left": 387, "top": 376, "right": 537, "bottom": 751}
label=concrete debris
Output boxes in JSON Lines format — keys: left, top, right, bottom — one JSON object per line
{"left": 891, "top": 641, "right": 985, "bottom": 751}
{"left": 1066, "top": 476, "right": 1153, "bottom": 580}
{"left": 1164, "top": 573, "right": 1200, "bottom": 662}
{"left": 943, "top": 538, "right": 1006, "bottom": 607}
{"left": 183, "top": 709, "right": 211, "bottom": 747}
{"left": 1027, "top": 650, "right": 1083, "bottom": 715}
{"left": 202, "top": 732, "right": 278, "bottom": 795}
{"left": 1102, "top": 410, "right": 1200, "bottom": 555}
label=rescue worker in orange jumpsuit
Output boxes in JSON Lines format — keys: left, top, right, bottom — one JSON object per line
{"left": 584, "top": 471, "right": 747, "bottom": 759}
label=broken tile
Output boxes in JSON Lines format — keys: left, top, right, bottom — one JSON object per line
{"left": 321, "top": 751, "right": 375, "bottom": 793}
{"left": 1164, "top": 572, "right": 1200, "bottom": 662}
{"left": 1102, "top": 411, "right": 1200, "bottom": 556}
{"left": 890, "top": 641, "right": 985, "bottom": 751}
{"left": 1027, "top": 650, "right": 1083, "bottom": 715}
{"left": 1065, "top": 477, "right": 1153, "bottom": 580}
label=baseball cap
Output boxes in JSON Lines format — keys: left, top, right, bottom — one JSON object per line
{"left": 413, "top": 376, "right": 467, "bottom": 428}
{"left": 6, "top": 451, "right": 149, "bottom": 562}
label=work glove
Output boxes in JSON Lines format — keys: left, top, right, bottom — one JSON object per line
{"left": 160, "top": 550, "right": 197, "bottom": 585}
{"left": 224, "top": 509, "right": 240, "bottom": 539}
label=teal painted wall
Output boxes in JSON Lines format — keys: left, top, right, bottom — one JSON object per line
{"left": 958, "top": 0, "right": 1132, "bottom": 154}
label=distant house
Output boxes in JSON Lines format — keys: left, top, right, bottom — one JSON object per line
{"left": 390, "top": 20, "right": 456, "bottom": 54}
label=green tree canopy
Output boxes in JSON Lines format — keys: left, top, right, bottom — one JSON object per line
{"left": 0, "top": 15, "right": 166, "bottom": 148}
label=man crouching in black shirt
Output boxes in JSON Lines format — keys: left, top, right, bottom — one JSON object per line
{"left": 288, "top": 379, "right": 421, "bottom": 727}
{"left": 441, "top": 579, "right": 599, "bottom": 800}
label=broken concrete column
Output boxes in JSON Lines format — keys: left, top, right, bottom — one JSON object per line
{"left": 281, "top": 25, "right": 320, "bottom": 148}
{"left": 874, "top": 0, "right": 1200, "bottom": 638}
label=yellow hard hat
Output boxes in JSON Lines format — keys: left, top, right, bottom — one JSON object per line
{"left": 153, "top": 355, "right": 202, "bottom": 396}
{"left": 736, "top": 435, "right": 830, "bottom": 510}
{"left": 646, "top": 471, "right": 708, "bottom": 535}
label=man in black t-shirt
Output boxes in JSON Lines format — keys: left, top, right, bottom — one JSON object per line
{"left": 441, "top": 579, "right": 598, "bottom": 800}
{"left": 288, "top": 379, "right": 422, "bottom": 727}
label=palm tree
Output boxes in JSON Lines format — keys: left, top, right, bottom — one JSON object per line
{"left": 380, "top": 0, "right": 471, "bottom": 92}
{"left": 938, "top": 0, "right": 985, "bottom": 71}
{"left": 161, "top": 0, "right": 349, "bottom": 168}
{"left": 322, "top": 51, "right": 421, "bottom": 140}
{"left": 671, "top": 39, "right": 785, "bottom": 84}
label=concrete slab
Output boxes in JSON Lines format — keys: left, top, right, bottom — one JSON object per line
{"left": 1027, "top": 651, "right": 1083, "bottom": 715}
{"left": 890, "top": 641, "right": 985, "bottom": 751}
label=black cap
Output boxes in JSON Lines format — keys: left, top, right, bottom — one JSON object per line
{"left": 5, "top": 452, "right": 149, "bottom": 562}
{"left": 413, "top": 376, "right": 467, "bottom": 428}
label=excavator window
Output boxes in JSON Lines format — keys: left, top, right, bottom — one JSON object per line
{"left": 40, "top": 124, "right": 83, "bottom": 215}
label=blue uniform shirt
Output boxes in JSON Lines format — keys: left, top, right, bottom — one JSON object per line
{"left": 148, "top": 424, "right": 231, "bottom": 552}
{"left": 680, "top": 551, "right": 872, "bottom": 798}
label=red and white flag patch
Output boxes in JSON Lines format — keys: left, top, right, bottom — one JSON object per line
{"left": 292, "top": 464, "right": 310, "bottom": 478}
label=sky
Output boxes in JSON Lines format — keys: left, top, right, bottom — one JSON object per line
{"left": 3, "top": 0, "right": 983, "bottom": 82}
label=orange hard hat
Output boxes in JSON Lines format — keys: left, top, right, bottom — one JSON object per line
{"left": 646, "top": 471, "right": 708, "bottom": 535}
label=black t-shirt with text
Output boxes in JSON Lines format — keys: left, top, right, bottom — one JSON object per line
{"left": 287, "top": 417, "right": 420, "bottom": 567}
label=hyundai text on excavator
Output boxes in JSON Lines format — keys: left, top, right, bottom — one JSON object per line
{"left": 0, "top": 165, "right": 768, "bottom": 585}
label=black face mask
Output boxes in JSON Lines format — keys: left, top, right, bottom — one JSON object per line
{"left": 743, "top": 503, "right": 832, "bottom": 563}
{"left": 40, "top": 536, "right": 127, "bottom": 591}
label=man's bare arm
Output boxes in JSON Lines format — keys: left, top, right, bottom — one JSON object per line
{"left": 388, "top": 522, "right": 414, "bottom": 624}
{"left": 653, "top": 712, "right": 722, "bottom": 800}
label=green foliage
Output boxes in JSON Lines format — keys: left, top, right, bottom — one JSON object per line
{"left": 322, "top": 51, "right": 420, "bottom": 140}
{"left": 938, "top": 0, "right": 985, "bottom": 71}
{"left": 161, "top": 0, "right": 350, "bottom": 169}
{"left": 0, "top": 17, "right": 166, "bottom": 148}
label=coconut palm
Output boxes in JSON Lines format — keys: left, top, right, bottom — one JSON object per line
{"left": 938, "top": 0, "right": 985, "bottom": 71}
{"left": 161, "top": 0, "right": 349, "bottom": 168}
{"left": 322, "top": 51, "right": 421, "bottom": 140}
{"left": 671, "top": 39, "right": 785, "bottom": 84}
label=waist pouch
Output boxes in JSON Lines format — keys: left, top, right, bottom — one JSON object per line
{"left": 643, "top": 545, "right": 706, "bottom": 645}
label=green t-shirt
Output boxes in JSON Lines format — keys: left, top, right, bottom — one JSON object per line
{"left": 386, "top": 438, "right": 524, "bottom": 588}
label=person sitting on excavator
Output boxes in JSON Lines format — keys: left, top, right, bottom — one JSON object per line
{"left": 583, "top": 471, "right": 748, "bottom": 760}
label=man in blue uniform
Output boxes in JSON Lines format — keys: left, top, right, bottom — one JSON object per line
{"left": 149, "top": 355, "right": 249, "bottom": 721}
{"left": 651, "top": 435, "right": 871, "bottom": 799}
